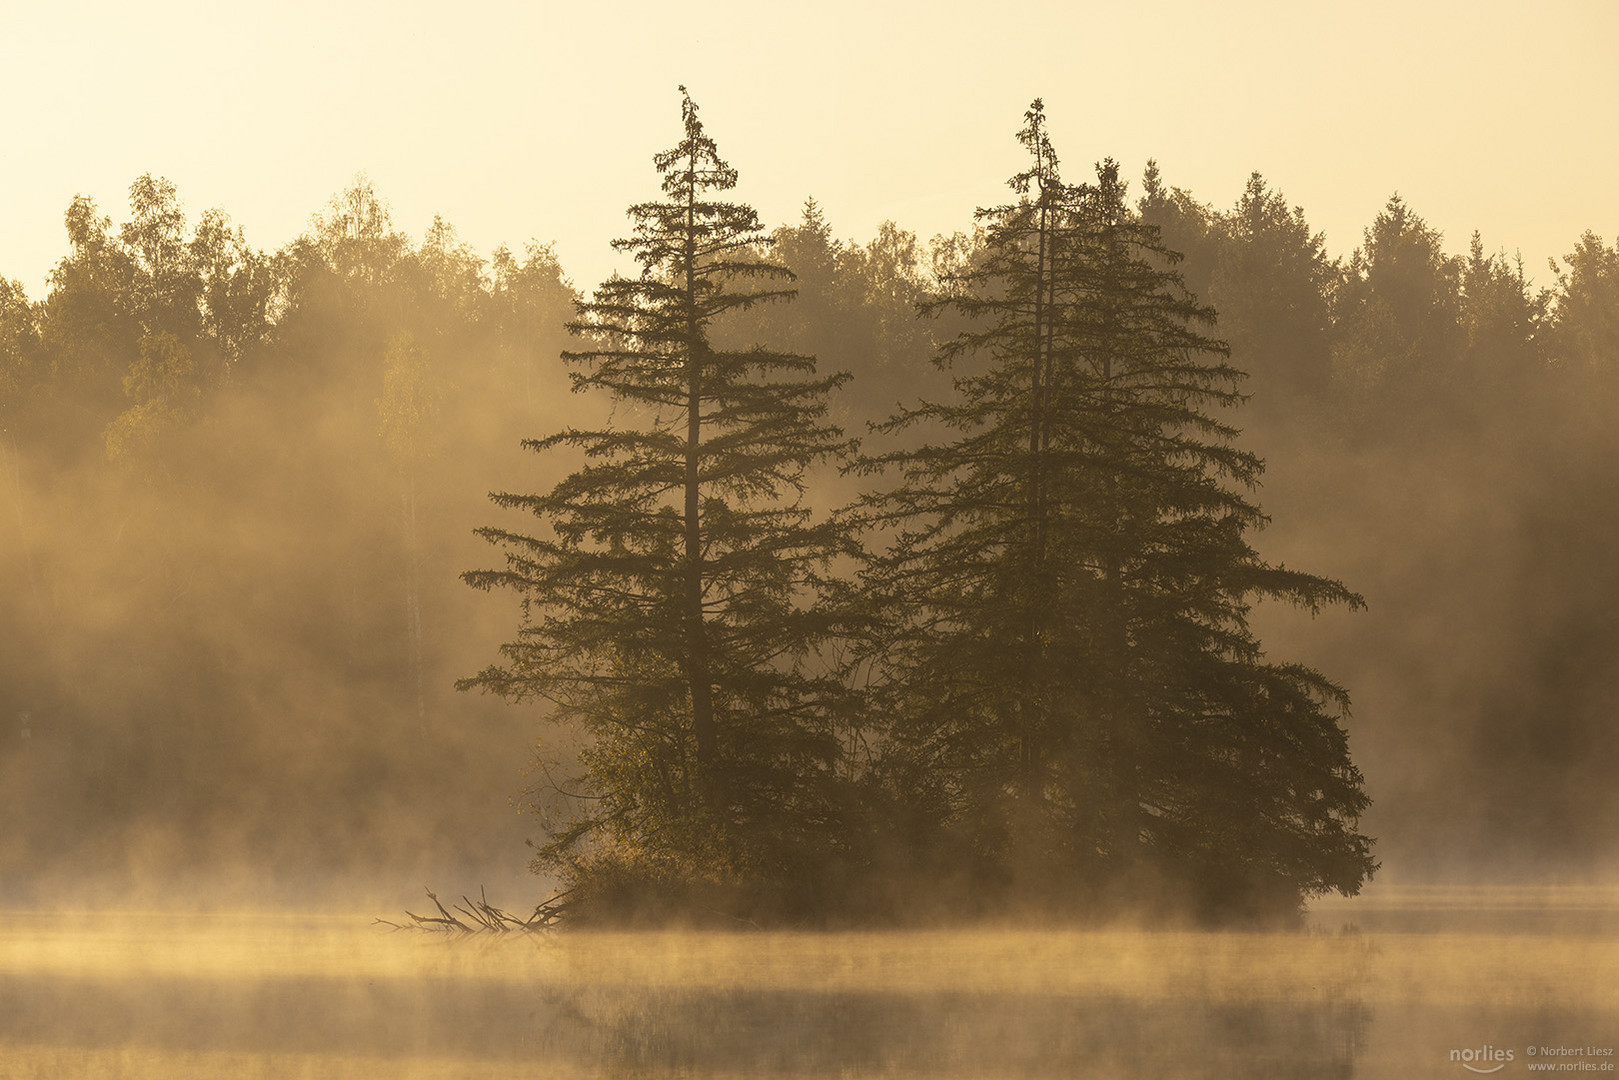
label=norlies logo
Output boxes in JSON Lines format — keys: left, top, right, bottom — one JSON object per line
{"left": 1453, "top": 1046, "right": 1516, "bottom": 1073}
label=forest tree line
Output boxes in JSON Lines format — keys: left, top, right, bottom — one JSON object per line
{"left": 2, "top": 93, "right": 1617, "bottom": 912}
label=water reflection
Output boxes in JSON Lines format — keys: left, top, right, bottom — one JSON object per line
{"left": 594, "top": 988, "right": 1369, "bottom": 1078}
{"left": 0, "top": 887, "right": 1614, "bottom": 1079}
{"left": 0, "top": 975, "right": 1369, "bottom": 1078}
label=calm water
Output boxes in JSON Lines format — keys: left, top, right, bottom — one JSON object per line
{"left": 2, "top": 886, "right": 1616, "bottom": 1078}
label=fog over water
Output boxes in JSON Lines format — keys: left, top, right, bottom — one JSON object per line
{"left": 5, "top": 5, "right": 1619, "bottom": 1075}
{"left": 3, "top": 887, "right": 1617, "bottom": 1078}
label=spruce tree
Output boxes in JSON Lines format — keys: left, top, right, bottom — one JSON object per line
{"left": 858, "top": 101, "right": 1375, "bottom": 917}
{"left": 462, "top": 89, "right": 857, "bottom": 916}
{"left": 855, "top": 99, "right": 1098, "bottom": 896}
{"left": 1208, "top": 173, "right": 1336, "bottom": 408}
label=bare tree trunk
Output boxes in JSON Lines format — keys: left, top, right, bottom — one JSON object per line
{"left": 1021, "top": 194, "right": 1054, "bottom": 806}
{"left": 683, "top": 168, "right": 716, "bottom": 769}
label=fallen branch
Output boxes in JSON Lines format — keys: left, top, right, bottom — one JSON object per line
{"left": 375, "top": 886, "right": 573, "bottom": 933}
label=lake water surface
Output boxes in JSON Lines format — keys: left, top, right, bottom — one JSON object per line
{"left": 3, "top": 885, "right": 1616, "bottom": 1078}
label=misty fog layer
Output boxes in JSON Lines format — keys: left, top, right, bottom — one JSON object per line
{"left": 2, "top": 157, "right": 1618, "bottom": 905}
{"left": 4, "top": 890, "right": 1618, "bottom": 1078}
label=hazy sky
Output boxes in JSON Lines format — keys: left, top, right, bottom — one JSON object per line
{"left": 2, "top": 0, "right": 1615, "bottom": 297}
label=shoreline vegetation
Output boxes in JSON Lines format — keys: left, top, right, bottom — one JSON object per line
{"left": 4, "top": 90, "right": 1617, "bottom": 927}
{"left": 457, "top": 93, "right": 1369, "bottom": 928}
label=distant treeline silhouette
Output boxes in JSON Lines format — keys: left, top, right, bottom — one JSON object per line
{"left": 2, "top": 90, "right": 1616, "bottom": 913}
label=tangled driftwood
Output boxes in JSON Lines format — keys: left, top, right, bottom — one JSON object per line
{"left": 376, "top": 886, "right": 572, "bottom": 933}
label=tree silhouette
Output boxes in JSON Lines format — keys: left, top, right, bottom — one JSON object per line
{"left": 857, "top": 101, "right": 1375, "bottom": 916}
{"left": 462, "top": 89, "right": 858, "bottom": 915}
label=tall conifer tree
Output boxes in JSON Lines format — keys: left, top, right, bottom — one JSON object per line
{"left": 854, "top": 101, "right": 1111, "bottom": 901}
{"left": 462, "top": 89, "right": 857, "bottom": 911}
{"left": 858, "top": 101, "right": 1374, "bottom": 915}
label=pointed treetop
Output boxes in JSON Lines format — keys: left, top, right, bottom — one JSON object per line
{"left": 800, "top": 197, "right": 833, "bottom": 240}
{"left": 1092, "top": 157, "right": 1126, "bottom": 211}
{"left": 1010, "top": 98, "right": 1060, "bottom": 197}
{"left": 652, "top": 85, "right": 737, "bottom": 198}
{"left": 1141, "top": 159, "right": 1164, "bottom": 202}
{"left": 678, "top": 84, "right": 697, "bottom": 134}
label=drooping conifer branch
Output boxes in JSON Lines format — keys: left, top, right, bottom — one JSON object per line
{"left": 462, "top": 88, "right": 859, "bottom": 917}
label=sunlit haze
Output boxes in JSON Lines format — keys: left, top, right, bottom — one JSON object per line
{"left": 3, "top": 0, "right": 1615, "bottom": 295}
{"left": 7, "top": 3, "right": 1619, "bottom": 1076}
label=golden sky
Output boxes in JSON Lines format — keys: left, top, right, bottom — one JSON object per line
{"left": 1, "top": 0, "right": 1614, "bottom": 295}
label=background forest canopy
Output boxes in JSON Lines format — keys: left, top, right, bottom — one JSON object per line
{"left": 2, "top": 92, "right": 1618, "bottom": 918}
